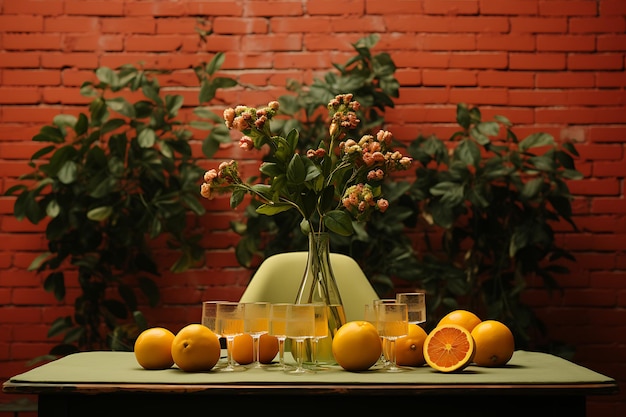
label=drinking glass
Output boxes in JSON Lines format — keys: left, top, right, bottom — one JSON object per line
{"left": 202, "top": 301, "right": 221, "bottom": 332}
{"left": 396, "top": 292, "right": 426, "bottom": 325}
{"left": 216, "top": 302, "right": 246, "bottom": 372}
{"left": 376, "top": 302, "right": 408, "bottom": 372}
{"left": 201, "top": 300, "right": 226, "bottom": 367}
{"left": 310, "top": 303, "right": 329, "bottom": 370}
{"left": 285, "top": 304, "right": 315, "bottom": 374}
{"left": 268, "top": 303, "right": 291, "bottom": 370}
{"left": 243, "top": 302, "right": 271, "bottom": 368}
{"left": 373, "top": 298, "right": 396, "bottom": 367}
{"left": 364, "top": 303, "right": 384, "bottom": 369}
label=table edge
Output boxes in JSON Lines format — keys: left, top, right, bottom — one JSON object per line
{"left": 3, "top": 380, "right": 619, "bottom": 397}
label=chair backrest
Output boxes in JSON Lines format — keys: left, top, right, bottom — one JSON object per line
{"left": 239, "top": 252, "right": 379, "bottom": 322}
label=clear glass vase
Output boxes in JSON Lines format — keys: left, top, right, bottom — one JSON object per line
{"left": 294, "top": 232, "right": 347, "bottom": 365}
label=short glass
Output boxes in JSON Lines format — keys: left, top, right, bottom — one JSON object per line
{"left": 396, "top": 292, "right": 426, "bottom": 325}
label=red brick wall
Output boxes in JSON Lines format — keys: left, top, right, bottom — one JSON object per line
{"left": 1, "top": 1, "right": 625, "bottom": 415}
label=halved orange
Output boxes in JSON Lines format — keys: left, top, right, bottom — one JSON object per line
{"left": 423, "top": 324, "right": 475, "bottom": 373}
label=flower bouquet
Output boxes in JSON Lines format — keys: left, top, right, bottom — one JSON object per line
{"left": 201, "top": 93, "right": 412, "bottom": 363}
{"left": 201, "top": 93, "right": 412, "bottom": 237}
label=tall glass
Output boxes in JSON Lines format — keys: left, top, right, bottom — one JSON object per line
{"left": 373, "top": 298, "right": 397, "bottom": 367}
{"left": 310, "top": 303, "right": 329, "bottom": 370}
{"left": 396, "top": 292, "right": 426, "bottom": 325}
{"left": 201, "top": 300, "right": 226, "bottom": 368}
{"left": 364, "top": 303, "right": 384, "bottom": 369}
{"left": 376, "top": 302, "right": 408, "bottom": 372}
{"left": 268, "top": 303, "right": 291, "bottom": 370}
{"left": 285, "top": 304, "right": 315, "bottom": 374}
{"left": 216, "top": 302, "right": 246, "bottom": 372}
{"left": 243, "top": 302, "right": 270, "bottom": 368}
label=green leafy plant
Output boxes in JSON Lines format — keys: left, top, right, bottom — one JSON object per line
{"left": 4, "top": 54, "right": 235, "bottom": 356}
{"left": 227, "top": 34, "right": 418, "bottom": 296}
{"left": 405, "top": 103, "right": 583, "bottom": 352}
{"left": 200, "top": 94, "right": 412, "bottom": 238}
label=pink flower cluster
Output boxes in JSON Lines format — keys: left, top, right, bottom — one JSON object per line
{"left": 200, "top": 160, "right": 239, "bottom": 200}
{"left": 224, "top": 101, "right": 279, "bottom": 132}
{"left": 341, "top": 183, "right": 389, "bottom": 221}
{"left": 328, "top": 94, "right": 360, "bottom": 138}
{"left": 340, "top": 130, "right": 412, "bottom": 173}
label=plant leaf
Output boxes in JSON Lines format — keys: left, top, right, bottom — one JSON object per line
{"left": 521, "top": 177, "right": 544, "bottom": 200}
{"left": 87, "top": 206, "right": 113, "bottom": 221}
{"left": 324, "top": 210, "right": 354, "bottom": 236}
{"left": 43, "top": 271, "right": 65, "bottom": 301}
{"left": 286, "top": 154, "right": 306, "bottom": 184}
{"left": 47, "top": 316, "right": 73, "bottom": 338}
{"left": 520, "top": 132, "right": 554, "bottom": 152}
{"left": 256, "top": 202, "right": 295, "bottom": 215}
{"left": 456, "top": 103, "right": 470, "bottom": 129}
{"left": 57, "top": 161, "right": 78, "bottom": 184}
{"left": 138, "top": 128, "right": 156, "bottom": 148}
{"left": 106, "top": 97, "right": 136, "bottom": 118}
{"left": 165, "top": 94, "right": 184, "bottom": 117}
{"left": 205, "top": 52, "right": 225, "bottom": 75}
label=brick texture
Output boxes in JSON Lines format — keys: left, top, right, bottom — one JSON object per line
{"left": 0, "top": 1, "right": 625, "bottom": 415}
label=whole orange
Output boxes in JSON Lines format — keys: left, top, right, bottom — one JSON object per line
{"left": 134, "top": 327, "right": 175, "bottom": 370}
{"left": 437, "top": 309, "right": 482, "bottom": 333}
{"left": 471, "top": 320, "right": 515, "bottom": 367}
{"left": 171, "top": 323, "right": 221, "bottom": 372}
{"left": 393, "top": 323, "right": 428, "bottom": 367}
{"left": 332, "top": 321, "right": 381, "bottom": 372}
{"left": 232, "top": 333, "right": 279, "bottom": 365}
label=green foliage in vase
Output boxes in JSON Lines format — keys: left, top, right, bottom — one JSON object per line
{"left": 405, "top": 103, "right": 583, "bottom": 352}
{"left": 4, "top": 54, "right": 236, "bottom": 357}
{"left": 227, "top": 34, "right": 418, "bottom": 296}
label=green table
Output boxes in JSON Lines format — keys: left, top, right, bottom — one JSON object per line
{"left": 3, "top": 350, "right": 617, "bottom": 417}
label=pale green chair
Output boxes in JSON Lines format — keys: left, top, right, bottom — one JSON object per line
{"left": 238, "top": 252, "right": 380, "bottom": 322}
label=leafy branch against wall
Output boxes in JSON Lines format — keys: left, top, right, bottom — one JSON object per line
{"left": 4, "top": 53, "right": 236, "bottom": 356}
{"left": 405, "top": 103, "right": 583, "bottom": 351}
